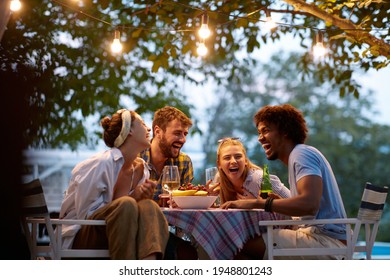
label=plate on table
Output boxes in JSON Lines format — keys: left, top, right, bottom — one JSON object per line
{"left": 173, "top": 195, "right": 217, "bottom": 209}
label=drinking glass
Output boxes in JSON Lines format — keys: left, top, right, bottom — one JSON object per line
{"left": 161, "top": 165, "right": 180, "bottom": 209}
{"left": 205, "top": 167, "right": 221, "bottom": 207}
{"left": 205, "top": 167, "right": 218, "bottom": 183}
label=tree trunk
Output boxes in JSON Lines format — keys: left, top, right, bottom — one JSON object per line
{"left": 0, "top": 1, "right": 11, "bottom": 42}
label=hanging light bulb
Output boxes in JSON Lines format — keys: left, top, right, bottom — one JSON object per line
{"left": 111, "top": 30, "right": 123, "bottom": 53}
{"left": 10, "top": 0, "right": 22, "bottom": 11}
{"left": 197, "top": 40, "right": 208, "bottom": 56}
{"left": 264, "top": 10, "right": 276, "bottom": 31}
{"left": 313, "top": 31, "right": 327, "bottom": 58}
{"left": 198, "top": 14, "right": 211, "bottom": 39}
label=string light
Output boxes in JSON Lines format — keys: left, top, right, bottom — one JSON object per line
{"left": 40, "top": 1, "right": 386, "bottom": 60}
{"left": 197, "top": 40, "right": 208, "bottom": 56}
{"left": 264, "top": 10, "right": 277, "bottom": 31}
{"left": 111, "top": 30, "right": 123, "bottom": 53}
{"left": 313, "top": 31, "right": 327, "bottom": 58}
{"left": 10, "top": 0, "right": 22, "bottom": 11}
{"left": 196, "top": 13, "right": 211, "bottom": 57}
{"left": 198, "top": 13, "right": 211, "bottom": 39}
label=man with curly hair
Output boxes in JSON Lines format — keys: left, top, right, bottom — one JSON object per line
{"left": 222, "top": 104, "right": 347, "bottom": 259}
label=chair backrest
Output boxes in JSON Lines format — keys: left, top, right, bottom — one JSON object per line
{"left": 20, "top": 179, "right": 58, "bottom": 259}
{"left": 21, "top": 178, "right": 110, "bottom": 259}
{"left": 352, "top": 182, "right": 388, "bottom": 259}
{"left": 259, "top": 182, "right": 388, "bottom": 260}
{"left": 358, "top": 182, "right": 388, "bottom": 221}
{"left": 20, "top": 178, "right": 50, "bottom": 218}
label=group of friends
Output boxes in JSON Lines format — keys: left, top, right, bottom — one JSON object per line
{"left": 59, "top": 104, "right": 347, "bottom": 260}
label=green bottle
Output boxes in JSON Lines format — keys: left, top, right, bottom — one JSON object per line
{"left": 260, "top": 164, "right": 272, "bottom": 199}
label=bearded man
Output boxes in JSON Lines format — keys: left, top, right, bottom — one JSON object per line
{"left": 139, "top": 106, "right": 196, "bottom": 259}
{"left": 139, "top": 106, "right": 194, "bottom": 201}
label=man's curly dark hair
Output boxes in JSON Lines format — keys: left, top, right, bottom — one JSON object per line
{"left": 253, "top": 104, "right": 308, "bottom": 144}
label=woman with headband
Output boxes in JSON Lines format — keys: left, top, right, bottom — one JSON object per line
{"left": 59, "top": 109, "right": 169, "bottom": 260}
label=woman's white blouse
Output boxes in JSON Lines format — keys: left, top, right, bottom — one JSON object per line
{"left": 59, "top": 148, "right": 149, "bottom": 248}
{"left": 237, "top": 168, "right": 291, "bottom": 199}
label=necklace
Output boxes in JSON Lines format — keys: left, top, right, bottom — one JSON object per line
{"left": 128, "top": 164, "right": 135, "bottom": 195}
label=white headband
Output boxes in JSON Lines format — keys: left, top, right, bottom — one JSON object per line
{"left": 113, "top": 109, "right": 131, "bottom": 147}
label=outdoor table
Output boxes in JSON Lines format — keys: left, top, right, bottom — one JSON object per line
{"left": 162, "top": 208, "right": 289, "bottom": 260}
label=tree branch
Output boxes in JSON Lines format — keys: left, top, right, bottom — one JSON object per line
{"left": 282, "top": 0, "right": 390, "bottom": 58}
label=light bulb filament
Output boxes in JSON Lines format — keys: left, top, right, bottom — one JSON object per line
{"left": 198, "top": 14, "right": 211, "bottom": 39}
{"left": 313, "top": 31, "right": 326, "bottom": 57}
{"left": 111, "top": 30, "right": 123, "bottom": 53}
{"left": 264, "top": 10, "right": 276, "bottom": 31}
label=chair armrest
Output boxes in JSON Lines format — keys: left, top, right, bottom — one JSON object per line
{"left": 26, "top": 218, "right": 106, "bottom": 226}
{"left": 51, "top": 219, "right": 106, "bottom": 226}
{"left": 259, "top": 218, "right": 358, "bottom": 226}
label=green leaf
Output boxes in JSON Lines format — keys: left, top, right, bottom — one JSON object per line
{"left": 132, "top": 28, "right": 143, "bottom": 38}
{"left": 236, "top": 18, "right": 248, "bottom": 28}
{"left": 340, "top": 86, "right": 345, "bottom": 97}
{"left": 148, "top": 54, "right": 157, "bottom": 61}
{"left": 151, "top": 60, "right": 162, "bottom": 73}
{"left": 182, "top": 43, "right": 192, "bottom": 54}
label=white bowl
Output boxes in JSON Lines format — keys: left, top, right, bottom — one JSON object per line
{"left": 173, "top": 195, "right": 217, "bottom": 209}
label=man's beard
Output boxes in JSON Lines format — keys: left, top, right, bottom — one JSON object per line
{"left": 265, "top": 150, "right": 278, "bottom": 161}
{"left": 159, "top": 136, "right": 180, "bottom": 158}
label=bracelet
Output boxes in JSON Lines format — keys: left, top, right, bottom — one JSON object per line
{"left": 264, "top": 197, "right": 274, "bottom": 212}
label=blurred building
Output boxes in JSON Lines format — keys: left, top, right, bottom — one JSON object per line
{"left": 23, "top": 148, "right": 205, "bottom": 213}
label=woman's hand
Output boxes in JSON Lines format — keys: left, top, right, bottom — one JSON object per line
{"left": 205, "top": 179, "right": 220, "bottom": 196}
{"left": 131, "top": 179, "right": 156, "bottom": 201}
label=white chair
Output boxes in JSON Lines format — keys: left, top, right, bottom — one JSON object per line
{"left": 21, "top": 179, "right": 110, "bottom": 259}
{"left": 259, "top": 182, "right": 388, "bottom": 259}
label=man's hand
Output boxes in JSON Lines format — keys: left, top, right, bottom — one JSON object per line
{"left": 220, "top": 199, "right": 260, "bottom": 210}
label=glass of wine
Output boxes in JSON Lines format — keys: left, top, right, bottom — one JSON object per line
{"left": 161, "top": 165, "right": 180, "bottom": 209}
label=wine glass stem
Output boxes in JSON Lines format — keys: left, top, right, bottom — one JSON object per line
{"left": 169, "top": 192, "right": 173, "bottom": 209}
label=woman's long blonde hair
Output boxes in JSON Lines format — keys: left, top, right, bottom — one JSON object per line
{"left": 216, "top": 138, "right": 261, "bottom": 203}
